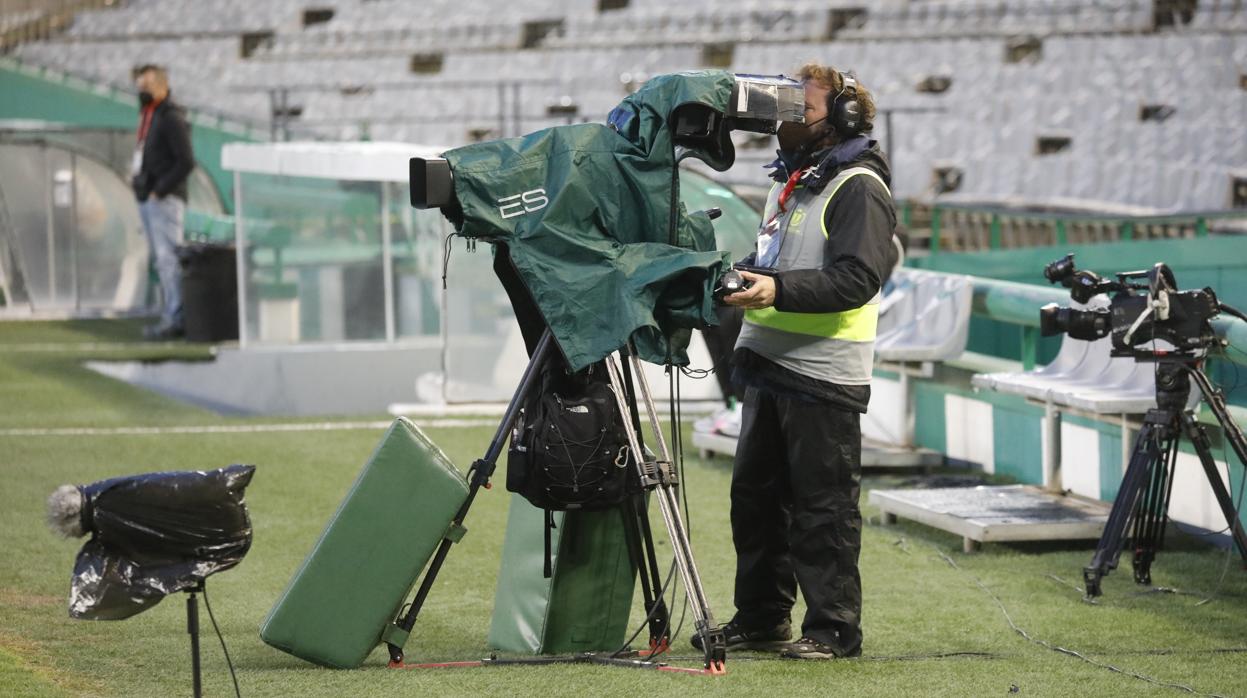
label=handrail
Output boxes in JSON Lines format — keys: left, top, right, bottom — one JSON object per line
{"left": 971, "top": 277, "right": 1067, "bottom": 328}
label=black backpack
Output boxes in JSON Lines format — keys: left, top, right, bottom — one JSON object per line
{"left": 507, "top": 363, "right": 639, "bottom": 578}
{"left": 507, "top": 365, "right": 634, "bottom": 512}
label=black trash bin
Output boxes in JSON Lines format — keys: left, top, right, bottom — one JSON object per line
{"left": 178, "top": 243, "right": 239, "bottom": 343}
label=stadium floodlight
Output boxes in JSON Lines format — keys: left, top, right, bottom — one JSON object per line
{"left": 47, "top": 465, "right": 255, "bottom": 697}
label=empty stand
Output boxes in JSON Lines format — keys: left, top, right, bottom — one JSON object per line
{"left": 8, "top": 0, "right": 1246, "bottom": 211}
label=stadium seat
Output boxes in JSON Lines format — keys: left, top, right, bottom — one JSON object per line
{"left": 8, "top": 0, "right": 1243, "bottom": 210}
{"left": 875, "top": 269, "right": 974, "bottom": 363}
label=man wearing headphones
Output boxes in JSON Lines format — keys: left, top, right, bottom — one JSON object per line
{"left": 704, "top": 63, "right": 897, "bottom": 660}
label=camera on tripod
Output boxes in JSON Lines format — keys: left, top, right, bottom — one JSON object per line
{"left": 1039, "top": 253, "right": 1221, "bottom": 357}
{"left": 1033, "top": 254, "right": 1247, "bottom": 598}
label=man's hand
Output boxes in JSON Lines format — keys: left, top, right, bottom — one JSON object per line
{"left": 723, "top": 270, "right": 776, "bottom": 310}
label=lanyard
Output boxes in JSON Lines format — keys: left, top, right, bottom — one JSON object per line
{"left": 136, "top": 104, "right": 156, "bottom": 144}
{"left": 762, "top": 167, "right": 808, "bottom": 231}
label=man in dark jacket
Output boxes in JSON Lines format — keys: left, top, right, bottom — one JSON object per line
{"left": 702, "top": 63, "right": 897, "bottom": 660}
{"left": 131, "top": 64, "right": 194, "bottom": 339}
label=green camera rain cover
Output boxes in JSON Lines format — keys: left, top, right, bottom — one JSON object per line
{"left": 442, "top": 70, "right": 737, "bottom": 371}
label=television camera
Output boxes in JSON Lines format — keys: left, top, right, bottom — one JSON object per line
{"left": 1039, "top": 253, "right": 1221, "bottom": 357}
{"left": 1036, "top": 254, "right": 1247, "bottom": 597}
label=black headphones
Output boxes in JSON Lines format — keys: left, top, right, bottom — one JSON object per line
{"left": 827, "top": 70, "right": 865, "bottom": 137}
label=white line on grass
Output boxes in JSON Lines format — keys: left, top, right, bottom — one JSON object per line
{"left": 0, "top": 419, "right": 499, "bottom": 437}
{"left": 0, "top": 342, "right": 192, "bottom": 353}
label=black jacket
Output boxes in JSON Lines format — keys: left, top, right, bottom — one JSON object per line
{"left": 133, "top": 97, "right": 194, "bottom": 202}
{"left": 732, "top": 140, "right": 898, "bottom": 411}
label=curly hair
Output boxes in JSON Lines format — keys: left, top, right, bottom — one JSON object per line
{"left": 796, "top": 62, "right": 876, "bottom": 138}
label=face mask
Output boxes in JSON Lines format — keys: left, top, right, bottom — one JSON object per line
{"left": 138, "top": 91, "right": 154, "bottom": 106}
{"left": 777, "top": 117, "right": 826, "bottom": 153}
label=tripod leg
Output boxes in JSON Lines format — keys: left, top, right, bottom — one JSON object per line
{"left": 1181, "top": 412, "right": 1247, "bottom": 562}
{"left": 187, "top": 586, "right": 202, "bottom": 698}
{"left": 603, "top": 354, "right": 725, "bottom": 672}
{"left": 387, "top": 329, "right": 557, "bottom": 666}
{"left": 619, "top": 494, "right": 670, "bottom": 652}
{"left": 1085, "top": 416, "right": 1165, "bottom": 597}
{"left": 1131, "top": 436, "right": 1178, "bottom": 586}
{"left": 618, "top": 352, "right": 648, "bottom": 455}
{"left": 625, "top": 353, "right": 725, "bottom": 670}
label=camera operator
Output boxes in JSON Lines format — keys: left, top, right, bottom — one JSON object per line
{"left": 710, "top": 63, "right": 897, "bottom": 660}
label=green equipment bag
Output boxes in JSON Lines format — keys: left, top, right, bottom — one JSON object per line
{"left": 488, "top": 494, "right": 637, "bottom": 653}
{"left": 260, "top": 418, "right": 469, "bottom": 668}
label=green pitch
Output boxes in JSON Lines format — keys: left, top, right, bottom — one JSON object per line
{"left": 1, "top": 320, "right": 1245, "bottom": 697}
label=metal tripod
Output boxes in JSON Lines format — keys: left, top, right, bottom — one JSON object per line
{"left": 1083, "top": 358, "right": 1247, "bottom": 598}
{"left": 385, "top": 329, "right": 726, "bottom": 673}
{"left": 604, "top": 346, "right": 726, "bottom": 671}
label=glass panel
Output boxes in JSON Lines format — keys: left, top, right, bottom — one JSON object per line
{"left": 0, "top": 143, "right": 145, "bottom": 313}
{"left": 46, "top": 146, "right": 78, "bottom": 306}
{"left": 71, "top": 152, "right": 147, "bottom": 310}
{"left": 389, "top": 181, "right": 445, "bottom": 340}
{"left": 224, "top": 169, "right": 757, "bottom": 401}
{"left": 0, "top": 143, "right": 53, "bottom": 309}
{"left": 237, "top": 172, "right": 385, "bottom": 344}
{"left": 440, "top": 238, "right": 520, "bottom": 402}
{"left": 188, "top": 166, "right": 226, "bottom": 216}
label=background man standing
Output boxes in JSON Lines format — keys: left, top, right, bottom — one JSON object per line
{"left": 131, "top": 64, "right": 194, "bottom": 340}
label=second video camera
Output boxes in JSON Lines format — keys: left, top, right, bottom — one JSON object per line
{"left": 1039, "top": 253, "right": 1220, "bottom": 357}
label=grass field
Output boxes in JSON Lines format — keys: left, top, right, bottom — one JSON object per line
{"left": 2, "top": 320, "right": 1246, "bottom": 697}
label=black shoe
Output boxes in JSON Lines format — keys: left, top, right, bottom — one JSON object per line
{"left": 143, "top": 324, "right": 184, "bottom": 341}
{"left": 781, "top": 636, "right": 860, "bottom": 660}
{"left": 690, "top": 618, "right": 791, "bottom": 653}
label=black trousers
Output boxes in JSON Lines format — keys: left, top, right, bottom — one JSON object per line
{"left": 730, "top": 385, "right": 863, "bottom": 653}
{"left": 701, "top": 306, "right": 744, "bottom": 406}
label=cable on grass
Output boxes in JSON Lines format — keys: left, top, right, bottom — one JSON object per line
{"left": 932, "top": 546, "right": 1227, "bottom": 698}
{"left": 202, "top": 584, "right": 242, "bottom": 698}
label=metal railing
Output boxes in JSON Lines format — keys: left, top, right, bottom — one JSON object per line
{"left": 901, "top": 201, "right": 1247, "bottom": 254}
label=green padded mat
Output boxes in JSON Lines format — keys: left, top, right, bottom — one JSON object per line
{"left": 488, "top": 494, "right": 637, "bottom": 653}
{"left": 260, "top": 418, "right": 469, "bottom": 668}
